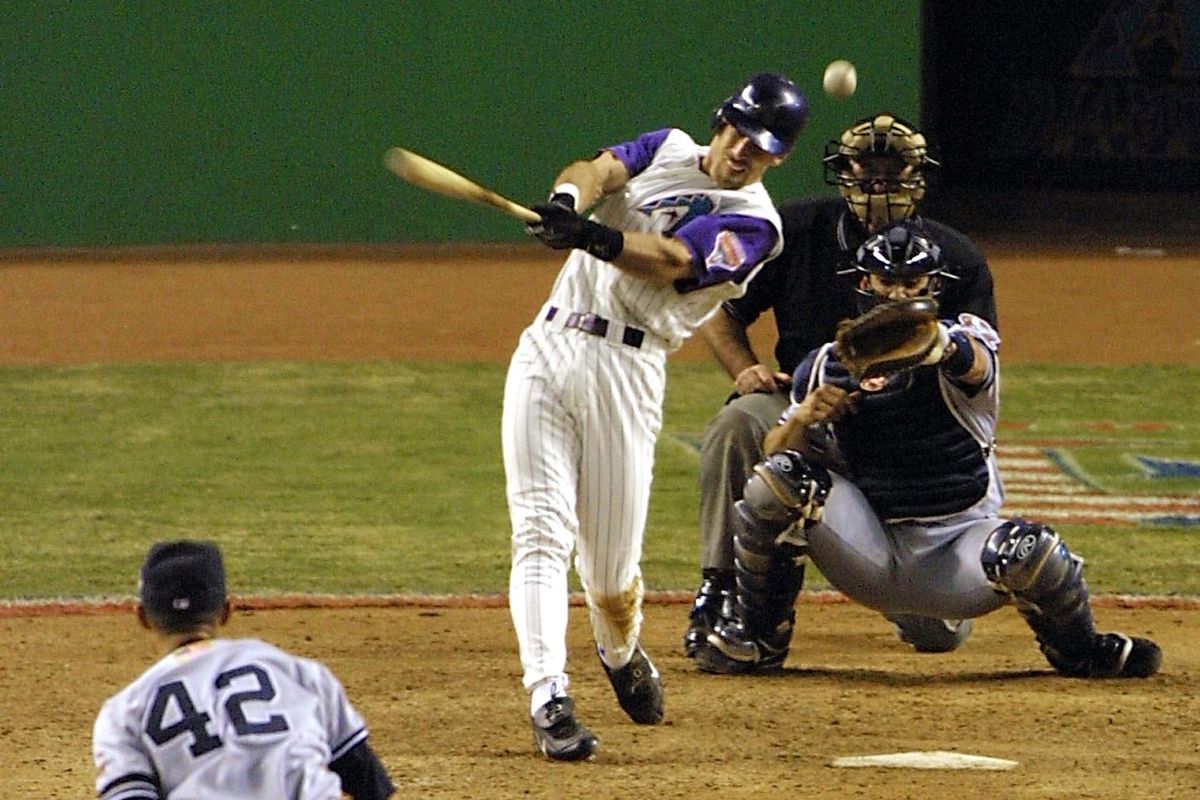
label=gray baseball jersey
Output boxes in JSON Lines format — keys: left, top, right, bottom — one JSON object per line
{"left": 505, "top": 127, "right": 783, "bottom": 693}
{"left": 786, "top": 314, "right": 1013, "bottom": 619}
{"left": 93, "top": 638, "right": 367, "bottom": 800}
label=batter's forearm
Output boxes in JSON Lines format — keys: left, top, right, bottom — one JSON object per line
{"left": 610, "top": 231, "right": 695, "bottom": 286}
{"left": 551, "top": 152, "right": 628, "bottom": 210}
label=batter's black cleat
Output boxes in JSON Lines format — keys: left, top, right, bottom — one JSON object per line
{"left": 1047, "top": 632, "right": 1163, "bottom": 679}
{"left": 683, "top": 570, "right": 735, "bottom": 658}
{"left": 600, "top": 644, "right": 664, "bottom": 724}
{"left": 531, "top": 697, "right": 599, "bottom": 761}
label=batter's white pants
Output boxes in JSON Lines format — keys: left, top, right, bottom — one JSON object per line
{"left": 502, "top": 322, "right": 665, "bottom": 692}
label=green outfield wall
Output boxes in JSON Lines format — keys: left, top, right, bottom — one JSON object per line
{"left": 3, "top": 3, "right": 918, "bottom": 247}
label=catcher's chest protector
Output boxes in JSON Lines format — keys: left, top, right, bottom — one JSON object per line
{"left": 830, "top": 367, "right": 987, "bottom": 518}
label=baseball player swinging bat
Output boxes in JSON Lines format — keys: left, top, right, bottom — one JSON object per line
{"left": 383, "top": 147, "right": 541, "bottom": 223}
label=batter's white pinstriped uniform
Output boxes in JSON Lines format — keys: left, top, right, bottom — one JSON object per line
{"left": 503, "top": 128, "right": 783, "bottom": 698}
{"left": 93, "top": 638, "right": 367, "bottom": 800}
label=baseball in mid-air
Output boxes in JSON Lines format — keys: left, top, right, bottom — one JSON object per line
{"left": 823, "top": 59, "right": 857, "bottom": 98}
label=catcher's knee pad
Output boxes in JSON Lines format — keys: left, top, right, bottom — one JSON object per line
{"left": 982, "top": 519, "right": 1095, "bottom": 666}
{"left": 982, "top": 519, "right": 1086, "bottom": 604}
{"left": 739, "top": 450, "right": 832, "bottom": 530}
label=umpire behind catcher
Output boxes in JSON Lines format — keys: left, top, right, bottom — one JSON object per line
{"left": 687, "top": 113, "right": 999, "bottom": 669}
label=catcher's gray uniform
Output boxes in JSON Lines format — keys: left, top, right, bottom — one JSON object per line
{"left": 709, "top": 301, "right": 1161, "bottom": 681}
{"left": 794, "top": 313, "right": 1008, "bottom": 618}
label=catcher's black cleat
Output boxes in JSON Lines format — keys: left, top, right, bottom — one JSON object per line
{"left": 700, "top": 617, "right": 792, "bottom": 674}
{"left": 692, "top": 642, "right": 785, "bottom": 675}
{"left": 600, "top": 644, "right": 664, "bottom": 724}
{"left": 888, "top": 614, "right": 974, "bottom": 653}
{"left": 531, "top": 697, "right": 599, "bottom": 761}
{"left": 1047, "top": 633, "right": 1162, "bottom": 679}
{"left": 683, "top": 570, "right": 735, "bottom": 658}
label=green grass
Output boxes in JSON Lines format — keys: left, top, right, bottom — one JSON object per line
{"left": 0, "top": 362, "right": 1196, "bottom": 600}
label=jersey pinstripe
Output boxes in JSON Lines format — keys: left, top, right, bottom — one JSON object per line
{"left": 505, "top": 126, "right": 784, "bottom": 699}
{"left": 546, "top": 128, "right": 783, "bottom": 351}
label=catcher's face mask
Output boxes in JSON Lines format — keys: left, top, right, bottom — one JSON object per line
{"left": 848, "top": 220, "right": 946, "bottom": 311}
{"left": 823, "top": 114, "right": 938, "bottom": 233}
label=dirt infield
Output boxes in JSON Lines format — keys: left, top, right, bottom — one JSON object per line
{"left": 6, "top": 602, "right": 1198, "bottom": 799}
{"left": 0, "top": 242, "right": 1195, "bottom": 365}
{"left": 1, "top": 244, "right": 1197, "bottom": 799}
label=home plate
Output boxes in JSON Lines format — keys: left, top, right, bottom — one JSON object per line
{"left": 831, "top": 751, "right": 1018, "bottom": 771}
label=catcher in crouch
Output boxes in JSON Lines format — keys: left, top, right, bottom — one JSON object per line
{"left": 703, "top": 220, "right": 1162, "bottom": 679}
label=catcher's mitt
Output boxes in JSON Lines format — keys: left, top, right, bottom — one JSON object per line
{"left": 834, "top": 297, "right": 944, "bottom": 380}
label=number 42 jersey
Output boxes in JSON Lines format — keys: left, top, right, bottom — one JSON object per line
{"left": 93, "top": 638, "right": 367, "bottom": 800}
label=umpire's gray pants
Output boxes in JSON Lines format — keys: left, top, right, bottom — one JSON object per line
{"left": 698, "top": 389, "right": 790, "bottom": 571}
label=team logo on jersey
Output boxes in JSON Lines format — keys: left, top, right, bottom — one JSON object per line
{"left": 955, "top": 313, "right": 1001, "bottom": 351}
{"left": 859, "top": 375, "right": 890, "bottom": 392}
{"left": 705, "top": 230, "right": 747, "bottom": 271}
{"left": 640, "top": 193, "right": 714, "bottom": 234}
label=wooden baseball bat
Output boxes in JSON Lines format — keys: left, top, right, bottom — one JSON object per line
{"left": 383, "top": 147, "right": 541, "bottom": 223}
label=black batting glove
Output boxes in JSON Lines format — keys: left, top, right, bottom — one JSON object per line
{"left": 522, "top": 192, "right": 576, "bottom": 247}
{"left": 525, "top": 202, "right": 624, "bottom": 261}
{"left": 526, "top": 201, "right": 580, "bottom": 250}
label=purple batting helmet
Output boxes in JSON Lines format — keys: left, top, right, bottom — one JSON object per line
{"left": 713, "top": 73, "right": 809, "bottom": 155}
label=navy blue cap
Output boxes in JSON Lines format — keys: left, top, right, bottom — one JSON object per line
{"left": 139, "top": 540, "right": 227, "bottom": 624}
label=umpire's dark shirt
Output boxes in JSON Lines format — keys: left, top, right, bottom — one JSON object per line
{"left": 724, "top": 196, "right": 998, "bottom": 376}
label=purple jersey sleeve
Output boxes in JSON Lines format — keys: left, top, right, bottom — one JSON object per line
{"left": 604, "top": 128, "right": 672, "bottom": 177}
{"left": 605, "top": 127, "right": 780, "bottom": 291}
{"left": 672, "top": 214, "right": 780, "bottom": 291}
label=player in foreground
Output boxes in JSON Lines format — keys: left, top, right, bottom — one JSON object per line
{"left": 506, "top": 72, "right": 808, "bottom": 760}
{"left": 703, "top": 221, "right": 1163, "bottom": 680}
{"left": 686, "top": 113, "right": 998, "bottom": 668}
{"left": 93, "top": 540, "right": 395, "bottom": 800}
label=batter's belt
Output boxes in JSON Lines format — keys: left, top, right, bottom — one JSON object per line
{"left": 545, "top": 306, "right": 650, "bottom": 349}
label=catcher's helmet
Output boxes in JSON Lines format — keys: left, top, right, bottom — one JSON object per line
{"left": 823, "top": 113, "right": 938, "bottom": 229}
{"left": 713, "top": 73, "right": 808, "bottom": 155}
{"left": 848, "top": 220, "right": 948, "bottom": 309}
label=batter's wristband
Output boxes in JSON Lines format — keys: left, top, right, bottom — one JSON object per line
{"left": 583, "top": 222, "right": 624, "bottom": 261}
{"left": 548, "top": 192, "right": 576, "bottom": 213}
{"left": 940, "top": 329, "right": 975, "bottom": 377}
{"left": 552, "top": 182, "right": 581, "bottom": 211}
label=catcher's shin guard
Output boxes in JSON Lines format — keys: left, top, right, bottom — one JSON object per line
{"left": 982, "top": 520, "right": 1097, "bottom": 674}
{"left": 706, "top": 452, "right": 830, "bottom": 669}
